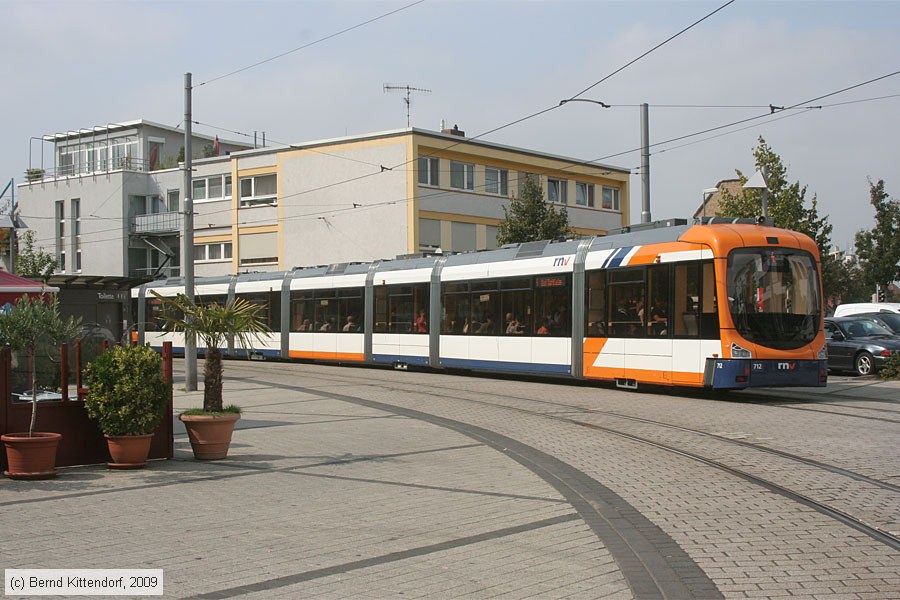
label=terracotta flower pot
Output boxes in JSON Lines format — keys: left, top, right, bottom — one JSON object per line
{"left": 179, "top": 413, "right": 240, "bottom": 460}
{"left": 2, "top": 432, "right": 62, "bottom": 480}
{"left": 104, "top": 434, "right": 154, "bottom": 469}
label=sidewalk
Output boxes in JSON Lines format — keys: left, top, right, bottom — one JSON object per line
{"left": 2, "top": 372, "right": 619, "bottom": 599}
{"left": 2, "top": 365, "right": 896, "bottom": 599}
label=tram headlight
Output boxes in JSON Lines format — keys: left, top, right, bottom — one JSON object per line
{"left": 730, "top": 342, "right": 752, "bottom": 359}
{"left": 817, "top": 345, "right": 828, "bottom": 360}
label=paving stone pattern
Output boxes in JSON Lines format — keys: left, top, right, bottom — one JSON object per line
{"left": 1, "top": 362, "right": 898, "bottom": 599}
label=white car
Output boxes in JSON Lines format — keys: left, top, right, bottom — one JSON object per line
{"left": 832, "top": 302, "right": 900, "bottom": 317}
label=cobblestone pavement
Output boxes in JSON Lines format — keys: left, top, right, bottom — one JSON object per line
{"left": 1, "top": 362, "right": 898, "bottom": 599}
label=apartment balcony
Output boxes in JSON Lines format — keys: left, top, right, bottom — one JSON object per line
{"left": 131, "top": 211, "right": 183, "bottom": 235}
{"left": 25, "top": 157, "right": 159, "bottom": 182}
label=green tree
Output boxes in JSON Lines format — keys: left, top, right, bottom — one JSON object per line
{"left": 152, "top": 293, "right": 270, "bottom": 412}
{"left": 826, "top": 259, "right": 871, "bottom": 305}
{"left": 854, "top": 179, "right": 900, "bottom": 296}
{"left": 0, "top": 295, "right": 82, "bottom": 435}
{"left": 15, "top": 230, "right": 58, "bottom": 282}
{"left": 497, "top": 175, "right": 571, "bottom": 245}
{"left": 718, "top": 137, "right": 836, "bottom": 294}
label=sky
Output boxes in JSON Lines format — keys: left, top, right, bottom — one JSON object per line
{"left": 2, "top": 0, "right": 899, "bottom": 253}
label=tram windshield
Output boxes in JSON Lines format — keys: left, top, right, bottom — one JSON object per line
{"left": 726, "top": 248, "right": 820, "bottom": 349}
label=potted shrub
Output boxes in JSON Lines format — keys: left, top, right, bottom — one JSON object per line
{"left": 0, "top": 294, "right": 82, "bottom": 479}
{"left": 83, "top": 344, "right": 168, "bottom": 469}
{"left": 152, "top": 292, "right": 269, "bottom": 459}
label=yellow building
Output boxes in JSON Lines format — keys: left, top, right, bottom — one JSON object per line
{"left": 203, "top": 126, "right": 630, "bottom": 276}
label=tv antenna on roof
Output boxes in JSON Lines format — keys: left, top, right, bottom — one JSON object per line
{"left": 383, "top": 83, "right": 431, "bottom": 127}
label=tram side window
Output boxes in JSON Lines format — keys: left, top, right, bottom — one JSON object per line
{"left": 500, "top": 278, "right": 532, "bottom": 335}
{"left": 375, "top": 283, "right": 429, "bottom": 333}
{"left": 238, "top": 292, "right": 280, "bottom": 330}
{"left": 314, "top": 291, "right": 339, "bottom": 332}
{"left": 374, "top": 287, "right": 388, "bottom": 333}
{"left": 700, "top": 261, "right": 720, "bottom": 339}
{"left": 442, "top": 282, "right": 470, "bottom": 334}
{"left": 471, "top": 280, "right": 500, "bottom": 335}
{"left": 647, "top": 265, "right": 671, "bottom": 337}
{"left": 199, "top": 294, "right": 228, "bottom": 308}
{"left": 146, "top": 297, "right": 168, "bottom": 332}
{"left": 338, "top": 287, "right": 364, "bottom": 333}
{"left": 534, "top": 275, "right": 571, "bottom": 337}
{"left": 584, "top": 271, "right": 607, "bottom": 336}
{"left": 411, "top": 284, "right": 429, "bottom": 334}
{"left": 608, "top": 268, "right": 644, "bottom": 337}
{"left": 673, "top": 262, "right": 701, "bottom": 338}
{"left": 290, "top": 291, "right": 315, "bottom": 331}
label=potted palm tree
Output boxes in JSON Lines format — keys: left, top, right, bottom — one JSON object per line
{"left": 0, "top": 294, "right": 82, "bottom": 479}
{"left": 152, "top": 292, "right": 269, "bottom": 459}
{"left": 83, "top": 344, "right": 168, "bottom": 468}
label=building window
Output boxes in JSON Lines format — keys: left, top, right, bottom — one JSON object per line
{"left": 72, "top": 198, "right": 81, "bottom": 272}
{"left": 193, "top": 174, "right": 232, "bottom": 203}
{"left": 450, "top": 161, "right": 474, "bottom": 191}
{"left": 55, "top": 200, "right": 65, "bottom": 272}
{"left": 602, "top": 186, "right": 621, "bottom": 211}
{"left": 57, "top": 148, "right": 75, "bottom": 176}
{"left": 418, "top": 157, "right": 439, "bottom": 186}
{"left": 548, "top": 178, "right": 567, "bottom": 204}
{"left": 109, "top": 137, "right": 138, "bottom": 169}
{"left": 194, "top": 242, "right": 233, "bottom": 262}
{"left": 575, "top": 182, "right": 594, "bottom": 207}
{"left": 167, "top": 189, "right": 180, "bottom": 212}
{"left": 485, "top": 167, "right": 508, "bottom": 196}
{"left": 239, "top": 174, "right": 277, "bottom": 207}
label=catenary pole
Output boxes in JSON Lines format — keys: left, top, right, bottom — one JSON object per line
{"left": 183, "top": 72, "right": 197, "bottom": 391}
{"left": 640, "top": 102, "right": 651, "bottom": 224}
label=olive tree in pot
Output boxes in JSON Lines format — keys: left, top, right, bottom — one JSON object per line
{"left": 83, "top": 344, "right": 168, "bottom": 469}
{"left": 0, "top": 294, "right": 82, "bottom": 479}
{"left": 152, "top": 292, "right": 269, "bottom": 459}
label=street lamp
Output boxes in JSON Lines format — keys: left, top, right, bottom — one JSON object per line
{"left": 742, "top": 169, "right": 769, "bottom": 221}
{"left": 559, "top": 98, "right": 651, "bottom": 224}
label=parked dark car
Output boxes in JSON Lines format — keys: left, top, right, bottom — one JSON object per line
{"left": 852, "top": 311, "right": 900, "bottom": 335}
{"left": 824, "top": 317, "right": 900, "bottom": 376}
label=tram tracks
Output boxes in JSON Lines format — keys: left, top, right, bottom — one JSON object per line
{"left": 224, "top": 361, "right": 900, "bottom": 552}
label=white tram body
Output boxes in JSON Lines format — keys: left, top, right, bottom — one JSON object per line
{"left": 133, "top": 219, "right": 828, "bottom": 390}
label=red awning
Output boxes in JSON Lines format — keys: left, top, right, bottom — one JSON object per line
{"left": 0, "top": 270, "right": 59, "bottom": 293}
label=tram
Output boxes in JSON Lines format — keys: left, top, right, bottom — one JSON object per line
{"left": 132, "top": 218, "right": 828, "bottom": 390}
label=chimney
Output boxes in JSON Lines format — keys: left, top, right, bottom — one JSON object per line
{"left": 441, "top": 124, "right": 465, "bottom": 137}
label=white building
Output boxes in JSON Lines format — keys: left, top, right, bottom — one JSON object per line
{"left": 11, "top": 121, "right": 631, "bottom": 279}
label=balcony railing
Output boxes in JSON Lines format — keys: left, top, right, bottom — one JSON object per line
{"left": 24, "top": 157, "right": 161, "bottom": 182}
{"left": 131, "top": 211, "right": 183, "bottom": 235}
{"left": 129, "top": 266, "right": 180, "bottom": 279}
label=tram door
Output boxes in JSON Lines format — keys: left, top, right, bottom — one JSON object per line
{"left": 671, "top": 261, "right": 712, "bottom": 386}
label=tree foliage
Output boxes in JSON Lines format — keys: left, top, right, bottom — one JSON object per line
{"left": 15, "top": 230, "right": 58, "bottom": 282}
{"left": 0, "top": 295, "right": 82, "bottom": 435}
{"left": 151, "top": 292, "right": 270, "bottom": 412}
{"left": 497, "top": 175, "right": 571, "bottom": 246}
{"left": 718, "top": 137, "right": 837, "bottom": 294}
{"left": 854, "top": 179, "right": 900, "bottom": 292}
{"left": 83, "top": 344, "right": 167, "bottom": 436}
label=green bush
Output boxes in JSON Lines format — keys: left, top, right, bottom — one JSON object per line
{"left": 83, "top": 345, "right": 167, "bottom": 436}
{"left": 878, "top": 351, "right": 900, "bottom": 380}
